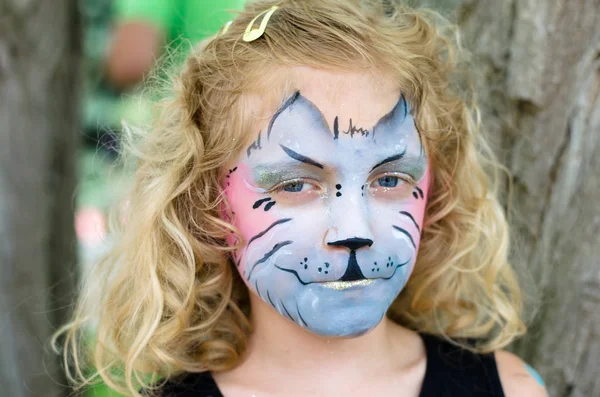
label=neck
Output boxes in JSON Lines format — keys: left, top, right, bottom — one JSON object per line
{"left": 243, "top": 295, "right": 403, "bottom": 378}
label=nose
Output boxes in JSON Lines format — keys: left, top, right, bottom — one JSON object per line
{"left": 327, "top": 238, "right": 373, "bottom": 251}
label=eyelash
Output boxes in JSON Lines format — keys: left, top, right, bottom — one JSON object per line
{"left": 271, "top": 178, "right": 319, "bottom": 194}
{"left": 369, "top": 172, "right": 416, "bottom": 188}
{"left": 269, "top": 172, "right": 415, "bottom": 196}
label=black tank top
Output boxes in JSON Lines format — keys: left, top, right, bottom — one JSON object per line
{"left": 150, "top": 334, "right": 505, "bottom": 396}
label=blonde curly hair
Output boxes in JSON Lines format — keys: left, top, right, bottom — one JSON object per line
{"left": 53, "top": 0, "right": 526, "bottom": 395}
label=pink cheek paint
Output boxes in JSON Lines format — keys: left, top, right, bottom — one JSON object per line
{"left": 396, "top": 168, "right": 430, "bottom": 253}
{"left": 412, "top": 168, "right": 431, "bottom": 230}
{"left": 223, "top": 163, "right": 280, "bottom": 270}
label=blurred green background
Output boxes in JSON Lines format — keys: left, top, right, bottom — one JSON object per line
{"left": 78, "top": 1, "right": 246, "bottom": 395}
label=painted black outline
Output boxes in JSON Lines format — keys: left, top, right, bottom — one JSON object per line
{"left": 267, "top": 91, "right": 300, "bottom": 140}
{"left": 399, "top": 211, "right": 421, "bottom": 232}
{"left": 274, "top": 265, "right": 311, "bottom": 285}
{"left": 381, "top": 259, "right": 411, "bottom": 280}
{"left": 246, "top": 132, "right": 262, "bottom": 157}
{"left": 333, "top": 116, "right": 340, "bottom": 140}
{"left": 333, "top": 117, "right": 370, "bottom": 139}
{"left": 392, "top": 225, "right": 417, "bottom": 249}
{"left": 266, "top": 290, "right": 276, "bottom": 307}
{"left": 415, "top": 186, "right": 424, "bottom": 199}
{"left": 247, "top": 240, "right": 293, "bottom": 280}
{"left": 279, "top": 144, "right": 324, "bottom": 169}
{"left": 253, "top": 197, "right": 272, "bottom": 209}
{"left": 280, "top": 301, "right": 294, "bottom": 321}
{"left": 247, "top": 218, "right": 292, "bottom": 249}
{"left": 296, "top": 303, "right": 308, "bottom": 326}
{"left": 255, "top": 279, "right": 263, "bottom": 299}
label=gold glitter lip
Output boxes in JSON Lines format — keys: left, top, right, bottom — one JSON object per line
{"left": 320, "top": 279, "right": 375, "bottom": 290}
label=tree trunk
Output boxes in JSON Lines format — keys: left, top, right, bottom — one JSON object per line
{"left": 455, "top": 0, "right": 600, "bottom": 395}
{"left": 0, "top": 1, "right": 80, "bottom": 396}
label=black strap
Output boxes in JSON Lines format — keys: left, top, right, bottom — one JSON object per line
{"left": 151, "top": 371, "right": 223, "bottom": 397}
{"left": 418, "top": 333, "right": 505, "bottom": 397}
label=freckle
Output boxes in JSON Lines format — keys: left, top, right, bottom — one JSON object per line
{"left": 318, "top": 267, "right": 322, "bottom": 272}
{"left": 325, "top": 271, "right": 328, "bottom": 274}
{"left": 336, "top": 192, "right": 342, "bottom": 197}
{"left": 304, "top": 257, "right": 308, "bottom": 262}
{"left": 336, "top": 184, "right": 342, "bottom": 190}
{"left": 304, "top": 264, "right": 308, "bottom": 269}
{"left": 361, "top": 185, "right": 364, "bottom": 190}
{"left": 325, "top": 263, "right": 330, "bottom": 268}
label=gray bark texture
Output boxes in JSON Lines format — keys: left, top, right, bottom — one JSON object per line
{"left": 451, "top": 0, "right": 600, "bottom": 396}
{"left": 0, "top": 0, "right": 80, "bottom": 396}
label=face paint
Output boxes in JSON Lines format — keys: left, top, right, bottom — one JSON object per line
{"left": 224, "top": 91, "right": 429, "bottom": 337}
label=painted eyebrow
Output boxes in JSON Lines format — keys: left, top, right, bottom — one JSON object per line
{"left": 279, "top": 144, "right": 324, "bottom": 169}
{"left": 370, "top": 148, "right": 407, "bottom": 172}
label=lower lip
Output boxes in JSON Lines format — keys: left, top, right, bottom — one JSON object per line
{"left": 320, "top": 279, "right": 375, "bottom": 290}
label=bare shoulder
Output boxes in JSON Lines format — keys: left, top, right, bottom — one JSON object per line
{"left": 495, "top": 350, "right": 548, "bottom": 397}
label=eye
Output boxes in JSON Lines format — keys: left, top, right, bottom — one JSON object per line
{"left": 376, "top": 176, "right": 399, "bottom": 188}
{"left": 282, "top": 181, "right": 305, "bottom": 192}
{"left": 274, "top": 179, "right": 319, "bottom": 194}
{"left": 368, "top": 172, "right": 415, "bottom": 199}
{"left": 271, "top": 178, "right": 321, "bottom": 204}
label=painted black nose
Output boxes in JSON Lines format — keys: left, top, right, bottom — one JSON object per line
{"left": 327, "top": 237, "right": 373, "bottom": 251}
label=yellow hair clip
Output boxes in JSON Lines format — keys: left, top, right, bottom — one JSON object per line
{"left": 243, "top": 5, "right": 279, "bottom": 42}
{"left": 219, "top": 20, "right": 233, "bottom": 36}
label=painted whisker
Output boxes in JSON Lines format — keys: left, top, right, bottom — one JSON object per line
{"left": 399, "top": 211, "right": 420, "bottom": 232}
{"left": 296, "top": 303, "right": 308, "bottom": 326}
{"left": 247, "top": 240, "right": 293, "bottom": 280}
{"left": 392, "top": 225, "right": 417, "bottom": 249}
{"left": 280, "top": 301, "right": 295, "bottom": 322}
{"left": 247, "top": 218, "right": 292, "bottom": 249}
{"left": 266, "top": 290, "right": 276, "bottom": 307}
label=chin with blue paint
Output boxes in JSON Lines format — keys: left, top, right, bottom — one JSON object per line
{"left": 223, "top": 71, "right": 430, "bottom": 338}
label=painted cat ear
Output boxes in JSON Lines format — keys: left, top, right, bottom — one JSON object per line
{"left": 243, "top": 6, "right": 280, "bottom": 42}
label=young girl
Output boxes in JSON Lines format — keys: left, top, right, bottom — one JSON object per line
{"left": 55, "top": 1, "right": 548, "bottom": 396}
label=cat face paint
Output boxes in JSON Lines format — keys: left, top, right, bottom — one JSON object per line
{"left": 224, "top": 91, "right": 429, "bottom": 337}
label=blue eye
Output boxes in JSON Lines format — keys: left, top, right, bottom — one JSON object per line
{"left": 377, "top": 176, "right": 399, "bottom": 188}
{"left": 282, "top": 181, "right": 304, "bottom": 192}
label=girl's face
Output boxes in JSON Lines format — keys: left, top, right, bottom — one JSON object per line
{"left": 223, "top": 69, "right": 429, "bottom": 337}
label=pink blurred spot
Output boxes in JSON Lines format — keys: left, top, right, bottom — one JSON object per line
{"left": 75, "top": 207, "right": 107, "bottom": 246}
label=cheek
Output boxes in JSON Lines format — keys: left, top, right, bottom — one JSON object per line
{"left": 407, "top": 168, "right": 431, "bottom": 230}
{"left": 376, "top": 168, "right": 430, "bottom": 252}
{"left": 223, "top": 164, "right": 279, "bottom": 256}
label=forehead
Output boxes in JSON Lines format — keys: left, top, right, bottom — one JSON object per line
{"left": 289, "top": 67, "right": 400, "bottom": 126}
{"left": 236, "top": 67, "right": 426, "bottom": 178}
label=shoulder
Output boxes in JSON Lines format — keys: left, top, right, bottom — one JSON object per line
{"left": 495, "top": 350, "right": 548, "bottom": 397}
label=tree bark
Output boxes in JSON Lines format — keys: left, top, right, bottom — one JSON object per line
{"left": 454, "top": 0, "right": 600, "bottom": 395}
{"left": 0, "top": 1, "right": 80, "bottom": 396}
